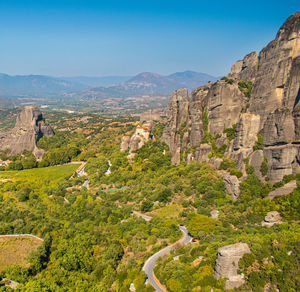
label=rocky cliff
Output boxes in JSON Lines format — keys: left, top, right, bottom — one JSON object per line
{"left": 0, "top": 106, "right": 54, "bottom": 157}
{"left": 162, "top": 12, "right": 300, "bottom": 182}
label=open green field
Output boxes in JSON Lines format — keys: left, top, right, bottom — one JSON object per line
{"left": 0, "top": 164, "right": 78, "bottom": 183}
{"left": 0, "top": 236, "right": 42, "bottom": 272}
{"left": 149, "top": 204, "right": 183, "bottom": 219}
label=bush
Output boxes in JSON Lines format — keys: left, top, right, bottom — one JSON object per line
{"left": 246, "top": 164, "right": 255, "bottom": 175}
{"left": 141, "top": 200, "right": 153, "bottom": 212}
{"left": 283, "top": 174, "right": 296, "bottom": 183}
{"left": 260, "top": 156, "right": 268, "bottom": 176}
{"left": 157, "top": 188, "right": 172, "bottom": 202}
{"left": 219, "top": 158, "right": 236, "bottom": 170}
{"left": 238, "top": 80, "right": 253, "bottom": 98}
{"left": 230, "top": 168, "right": 243, "bottom": 178}
{"left": 188, "top": 214, "right": 219, "bottom": 240}
{"left": 223, "top": 124, "right": 236, "bottom": 141}
{"left": 221, "top": 76, "right": 234, "bottom": 84}
{"left": 253, "top": 134, "right": 264, "bottom": 151}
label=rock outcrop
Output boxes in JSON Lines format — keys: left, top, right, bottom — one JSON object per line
{"left": 266, "top": 180, "right": 297, "bottom": 199}
{"left": 120, "top": 123, "right": 154, "bottom": 162}
{"left": 162, "top": 88, "right": 189, "bottom": 165}
{"left": 120, "top": 136, "right": 131, "bottom": 152}
{"left": 129, "top": 126, "right": 152, "bottom": 152}
{"left": 0, "top": 106, "right": 54, "bottom": 157}
{"left": 215, "top": 243, "right": 251, "bottom": 290}
{"left": 261, "top": 211, "right": 283, "bottom": 227}
{"left": 221, "top": 171, "right": 241, "bottom": 201}
{"left": 210, "top": 210, "right": 219, "bottom": 219}
{"left": 162, "top": 12, "right": 300, "bottom": 182}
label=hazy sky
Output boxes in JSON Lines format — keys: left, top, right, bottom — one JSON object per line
{"left": 0, "top": 0, "right": 299, "bottom": 77}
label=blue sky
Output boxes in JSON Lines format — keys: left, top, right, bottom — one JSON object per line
{"left": 0, "top": 0, "right": 299, "bottom": 77}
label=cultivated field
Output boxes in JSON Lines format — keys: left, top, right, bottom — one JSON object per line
{"left": 0, "top": 236, "right": 43, "bottom": 271}
{"left": 0, "top": 164, "right": 78, "bottom": 185}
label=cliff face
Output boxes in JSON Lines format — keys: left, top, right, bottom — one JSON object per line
{"left": 0, "top": 106, "right": 54, "bottom": 157}
{"left": 162, "top": 12, "right": 300, "bottom": 181}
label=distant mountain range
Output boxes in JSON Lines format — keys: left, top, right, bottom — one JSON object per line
{"left": 69, "top": 71, "right": 218, "bottom": 99}
{"left": 0, "top": 73, "right": 85, "bottom": 97}
{"left": 60, "top": 76, "right": 132, "bottom": 87}
{"left": 0, "top": 71, "right": 217, "bottom": 99}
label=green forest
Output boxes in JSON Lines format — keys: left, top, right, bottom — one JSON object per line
{"left": 0, "top": 111, "right": 299, "bottom": 292}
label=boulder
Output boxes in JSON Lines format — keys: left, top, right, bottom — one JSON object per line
{"left": 210, "top": 210, "right": 219, "bottom": 219}
{"left": 220, "top": 171, "right": 240, "bottom": 201}
{"left": 266, "top": 180, "right": 297, "bottom": 199}
{"left": 261, "top": 211, "right": 283, "bottom": 227}
{"left": 215, "top": 243, "right": 251, "bottom": 290}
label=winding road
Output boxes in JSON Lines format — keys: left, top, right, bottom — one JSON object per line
{"left": 142, "top": 225, "right": 192, "bottom": 292}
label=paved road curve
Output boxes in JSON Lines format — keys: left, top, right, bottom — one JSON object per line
{"left": 142, "top": 226, "right": 192, "bottom": 292}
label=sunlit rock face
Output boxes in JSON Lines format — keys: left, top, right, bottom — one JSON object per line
{"left": 215, "top": 243, "right": 251, "bottom": 290}
{"left": 162, "top": 12, "right": 300, "bottom": 182}
{"left": 0, "top": 106, "right": 54, "bottom": 157}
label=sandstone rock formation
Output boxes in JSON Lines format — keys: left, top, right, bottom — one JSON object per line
{"left": 0, "top": 106, "right": 54, "bottom": 157}
{"left": 220, "top": 171, "right": 241, "bottom": 201}
{"left": 162, "top": 88, "right": 189, "bottom": 165}
{"left": 215, "top": 243, "right": 251, "bottom": 290}
{"left": 261, "top": 211, "right": 283, "bottom": 227}
{"left": 229, "top": 51, "right": 258, "bottom": 82}
{"left": 162, "top": 12, "right": 300, "bottom": 182}
{"left": 120, "top": 136, "right": 131, "bottom": 152}
{"left": 266, "top": 180, "right": 297, "bottom": 200}
{"left": 120, "top": 123, "right": 154, "bottom": 162}
{"left": 129, "top": 125, "right": 152, "bottom": 152}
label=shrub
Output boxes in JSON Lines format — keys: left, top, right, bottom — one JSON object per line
{"left": 221, "top": 76, "right": 234, "bottom": 84}
{"left": 219, "top": 158, "right": 236, "bottom": 170}
{"left": 283, "top": 174, "right": 296, "bottom": 183}
{"left": 157, "top": 188, "right": 172, "bottom": 202}
{"left": 260, "top": 156, "right": 268, "bottom": 176}
{"left": 238, "top": 80, "right": 253, "bottom": 98}
{"left": 246, "top": 164, "right": 255, "bottom": 175}
{"left": 223, "top": 124, "right": 236, "bottom": 141}
{"left": 141, "top": 200, "right": 153, "bottom": 212}
{"left": 188, "top": 214, "right": 219, "bottom": 240}
{"left": 230, "top": 168, "right": 243, "bottom": 178}
{"left": 253, "top": 134, "right": 264, "bottom": 151}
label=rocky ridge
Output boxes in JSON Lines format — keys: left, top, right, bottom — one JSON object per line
{"left": 162, "top": 12, "right": 300, "bottom": 182}
{"left": 0, "top": 106, "right": 54, "bottom": 157}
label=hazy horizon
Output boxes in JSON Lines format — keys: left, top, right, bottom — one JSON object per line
{"left": 0, "top": 0, "right": 299, "bottom": 77}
